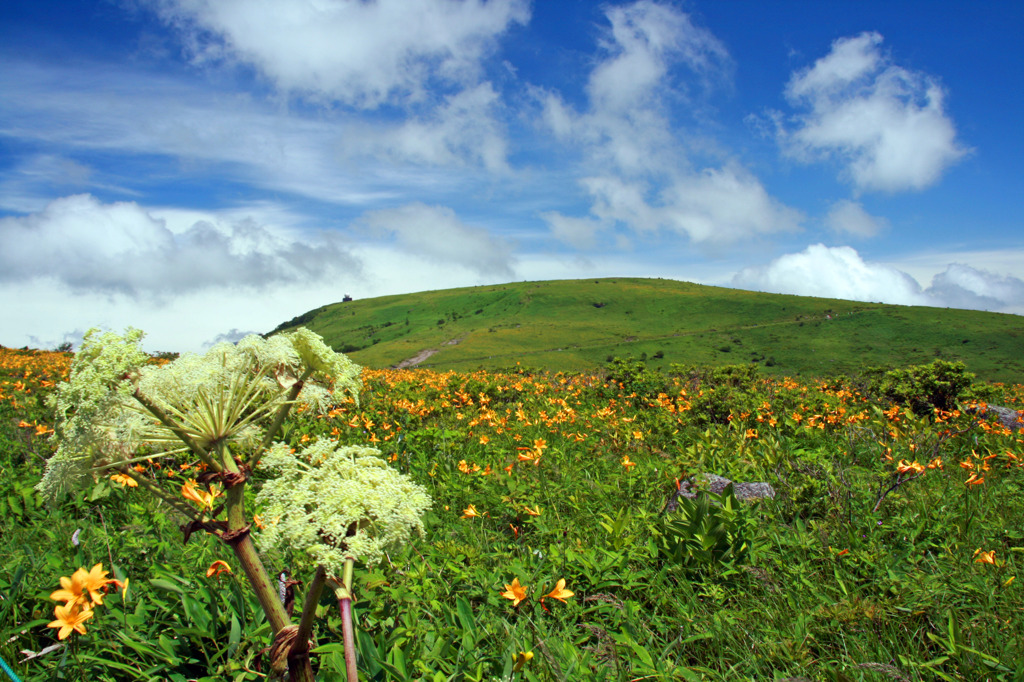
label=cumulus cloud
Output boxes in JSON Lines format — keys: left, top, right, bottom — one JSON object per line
{"left": 779, "top": 32, "right": 968, "bottom": 192}
{"left": 732, "top": 244, "right": 1024, "bottom": 313}
{"left": 733, "top": 244, "right": 928, "bottom": 305}
{"left": 359, "top": 202, "right": 515, "bottom": 278}
{"left": 824, "top": 199, "right": 888, "bottom": 238}
{"left": 151, "top": 0, "right": 529, "bottom": 108}
{"left": 925, "top": 263, "right": 1024, "bottom": 311}
{"left": 658, "top": 165, "right": 803, "bottom": 243}
{"left": 539, "top": 0, "right": 799, "bottom": 247}
{"left": 0, "top": 194, "right": 360, "bottom": 296}
{"left": 589, "top": 0, "right": 730, "bottom": 115}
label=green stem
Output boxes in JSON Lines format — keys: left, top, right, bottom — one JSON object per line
{"left": 335, "top": 559, "right": 358, "bottom": 682}
{"left": 217, "top": 445, "right": 313, "bottom": 681}
{"left": 290, "top": 565, "right": 327, "bottom": 674}
{"left": 132, "top": 390, "right": 220, "bottom": 471}
{"left": 118, "top": 466, "right": 201, "bottom": 520}
{"left": 249, "top": 368, "right": 315, "bottom": 465}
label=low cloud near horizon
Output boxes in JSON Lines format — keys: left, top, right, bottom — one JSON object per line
{"left": 732, "top": 244, "right": 1024, "bottom": 315}
{"left": 0, "top": 194, "right": 360, "bottom": 297}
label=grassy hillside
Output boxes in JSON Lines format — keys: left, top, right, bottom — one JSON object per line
{"left": 271, "top": 277, "right": 1024, "bottom": 383}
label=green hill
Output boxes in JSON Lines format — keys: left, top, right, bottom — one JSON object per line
{"left": 270, "top": 277, "right": 1024, "bottom": 383}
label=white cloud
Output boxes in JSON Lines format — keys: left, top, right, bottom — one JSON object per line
{"left": 780, "top": 32, "right": 968, "bottom": 192}
{"left": 733, "top": 244, "right": 928, "bottom": 305}
{"left": 359, "top": 202, "right": 515, "bottom": 278}
{"left": 0, "top": 194, "right": 359, "bottom": 296}
{"left": 732, "top": 244, "right": 1024, "bottom": 314}
{"left": 589, "top": 0, "right": 730, "bottom": 114}
{"left": 341, "top": 83, "right": 510, "bottom": 172}
{"left": 824, "top": 199, "right": 888, "bottom": 237}
{"left": 151, "top": 0, "right": 530, "bottom": 108}
{"left": 925, "top": 263, "right": 1024, "bottom": 312}
{"left": 541, "top": 212, "right": 607, "bottom": 250}
{"left": 0, "top": 59, "right": 514, "bottom": 209}
{"left": 537, "top": 1, "right": 799, "bottom": 247}
{"left": 0, "top": 234, "right": 520, "bottom": 354}
{"left": 659, "top": 165, "right": 803, "bottom": 243}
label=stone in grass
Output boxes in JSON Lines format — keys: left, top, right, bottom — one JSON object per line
{"left": 979, "top": 404, "right": 1024, "bottom": 433}
{"left": 664, "top": 473, "right": 775, "bottom": 513}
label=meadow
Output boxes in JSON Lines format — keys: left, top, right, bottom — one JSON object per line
{"left": 2, "top": 340, "right": 1024, "bottom": 681}
{"left": 270, "top": 278, "right": 1024, "bottom": 384}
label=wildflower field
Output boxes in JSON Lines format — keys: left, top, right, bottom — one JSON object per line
{"left": 2, "top": 340, "right": 1024, "bottom": 681}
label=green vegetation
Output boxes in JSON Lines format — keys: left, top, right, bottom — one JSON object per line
{"left": 3, "top": 339, "right": 1024, "bottom": 680}
{"left": 270, "top": 278, "right": 1024, "bottom": 384}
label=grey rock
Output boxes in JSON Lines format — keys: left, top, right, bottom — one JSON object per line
{"left": 980, "top": 404, "right": 1024, "bottom": 432}
{"left": 664, "top": 473, "right": 775, "bottom": 513}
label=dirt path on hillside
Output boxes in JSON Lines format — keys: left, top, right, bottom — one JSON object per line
{"left": 393, "top": 349, "right": 439, "bottom": 368}
{"left": 393, "top": 337, "right": 464, "bottom": 368}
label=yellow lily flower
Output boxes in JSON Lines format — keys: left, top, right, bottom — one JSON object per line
{"left": 513, "top": 650, "right": 533, "bottom": 672}
{"left": 110, "top": 472, "right": 138, "bottom": 488}
{"left": 50, "top": 569, "right": 89, "bottom": 608}
{"left": 48, "top": 603, "right": 93, "bottom": 640}
{"left": 81, "top": 563, "right": 114, "bottom": 606}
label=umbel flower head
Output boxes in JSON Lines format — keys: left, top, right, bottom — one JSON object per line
{"left": 37, "top": 327, "right": 361, "bottom": 500}
{"left": 256, "top": 439, "right": 431, "bottom": 579}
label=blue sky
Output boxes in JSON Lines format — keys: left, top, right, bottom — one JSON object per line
{"left": 1, "top": 0, "right": 1022, "bottom": 352}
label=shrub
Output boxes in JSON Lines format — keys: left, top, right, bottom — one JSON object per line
{"left": 872, "top": 360, "right": 976, "bottom": 414}
{"left": 602, "top": 357, "right": 667, "bottom": 402}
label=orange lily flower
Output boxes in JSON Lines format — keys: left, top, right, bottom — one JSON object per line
{"left": 206, "top": 560, "right": 233, "bottom": 577}
{"left": 500, "top": 577, "right": 527, "bottom": 606}
{"left": 974, "top": 549, "right": 996, "bottom": 565}
{"left": 621, "top": 455, "right": 637, "bottom": 469}
{"left": 461, "top": 504, "right": 480, "bottom": 519}
{"left": 542, "top": 578, "right": 574, "bottom": 604}
{"left": 896, "top": 460, "right": 924, "bottom": 475}
{"left": 181, "top": 479, "right": 222, "bottom": 510}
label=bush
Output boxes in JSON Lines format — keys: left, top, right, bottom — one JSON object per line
{"left": 602, "top": 357, "right": 667, "bottom": 402}
{"left": 871, "top": 360, "right": 976, "bottom": 414}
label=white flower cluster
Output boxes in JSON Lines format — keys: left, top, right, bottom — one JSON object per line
{"left": 37, "top": 327, "right": 362, "bottom": 500}
{"left": 256, "top": 439, "right": 432, "bottom": 578}
{"left": 40, "top": 328, "right": 151, "bottom": 499}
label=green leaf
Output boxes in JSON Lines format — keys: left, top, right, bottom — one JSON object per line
{"left": 149, "top": 578, "right": 187, "bottom": 596}
{"left": 310, "top": 643, "right": 348, "bottom": 654}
